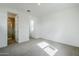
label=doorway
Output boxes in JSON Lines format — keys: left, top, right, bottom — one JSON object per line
{"left": 8, "top": 12, "right": 16, "bottom": 45}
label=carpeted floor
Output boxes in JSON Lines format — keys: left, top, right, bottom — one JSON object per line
{"left": 0, "top": 38, "right": 79, "bottom": 56}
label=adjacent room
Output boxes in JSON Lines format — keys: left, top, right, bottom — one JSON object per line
{"left": 0, "top": 3, "right": 79, "bottom": 56}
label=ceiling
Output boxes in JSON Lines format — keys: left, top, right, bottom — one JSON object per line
{"left": 0, "top": 3, "right": 79, "bottom": 18}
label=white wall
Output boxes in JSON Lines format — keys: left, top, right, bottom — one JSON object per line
{"left": 34, "top": 7, "right": 79, "bottom": 47}
{"left": 18, "top": 13, "right": 29, "bottom": 43}
{"left": 0, "top": 7, "right": 29, "bottom": 48}
{"left": 0, "top": 9, "right": 7, "bottom": 48}
{"left": 29, "top": 15, "right": 38, "bottom": 38}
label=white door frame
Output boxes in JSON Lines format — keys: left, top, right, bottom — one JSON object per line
{"left": 15, "top": 15, "right": 19, "bottom": 43}
{"left": 7, "top": 12, "right": 19, "bottom": 45}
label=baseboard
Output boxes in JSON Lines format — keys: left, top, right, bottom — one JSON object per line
{"left": 18, "top": 39, "right": 29, "bottom": 43}
{"left": 38, "top": 37, "right": 79, "bottom": 47}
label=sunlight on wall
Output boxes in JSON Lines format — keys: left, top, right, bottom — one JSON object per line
{"left": 37, "top": 42, "right": 58, "bottom": 56}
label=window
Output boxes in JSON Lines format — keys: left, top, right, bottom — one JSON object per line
{"left": 30, "top": 20, "right": 34, "bottom": 32}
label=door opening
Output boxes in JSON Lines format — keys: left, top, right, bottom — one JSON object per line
{"left": 8, "top": 12, "right": 16, "bottom": 45}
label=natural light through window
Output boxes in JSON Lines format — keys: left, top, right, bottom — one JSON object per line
{"left": 37, "top": 42, "right": 49, "bottom": 49}
{"left": 44, "top": 46, "right": 58, "bottom": 56}
{"left": 37, "top": 42, "right": 58, "bottom": 56}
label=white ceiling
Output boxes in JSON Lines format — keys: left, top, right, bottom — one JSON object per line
{"left": 0, "top": 3, "right": 79, "bottom": 18}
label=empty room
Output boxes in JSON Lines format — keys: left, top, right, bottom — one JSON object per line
{"left": 0, "top": 3, "right": 79, "bottom": 56}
